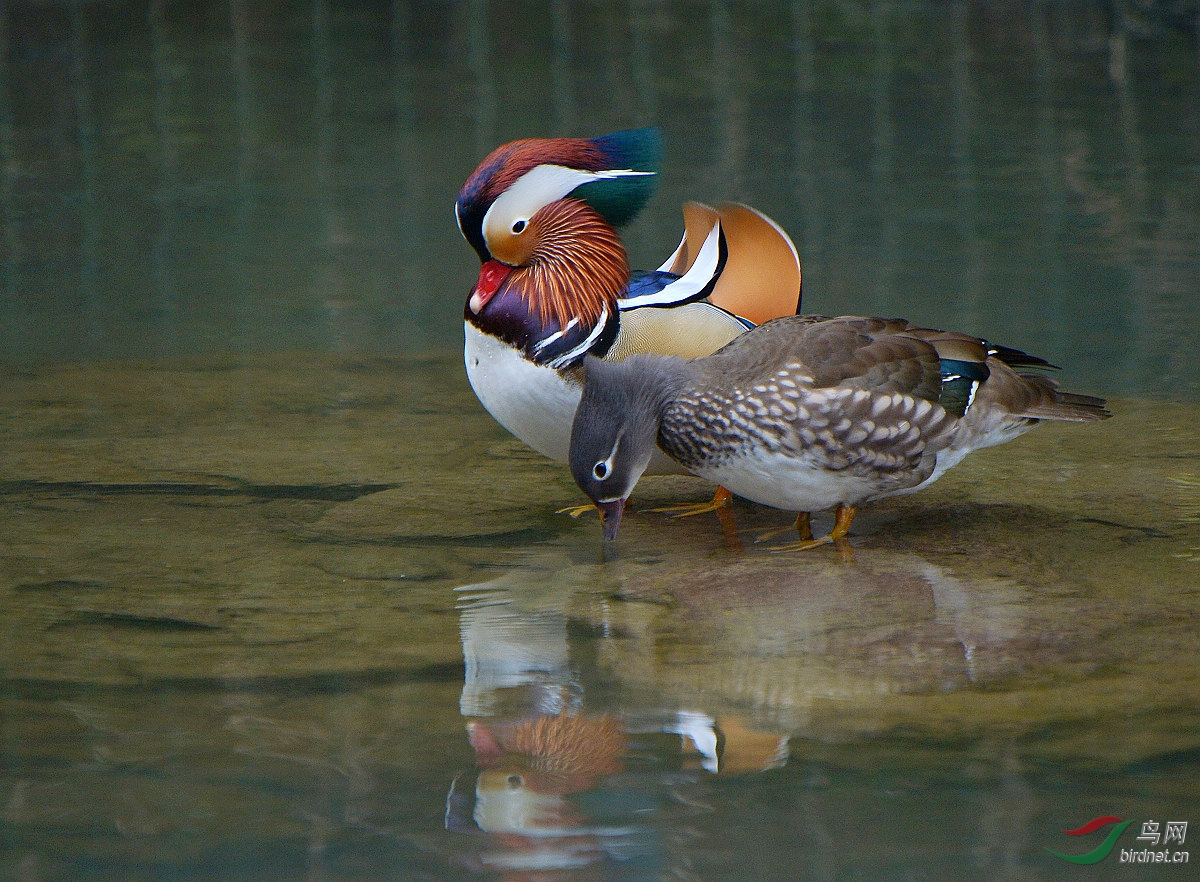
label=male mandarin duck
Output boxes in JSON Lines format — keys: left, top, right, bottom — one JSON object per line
{"left": 455, "top": 127, "right": 802, "bottom": 490}
{"left": 569, "top": 314, "right": 1111, "bottom": 545}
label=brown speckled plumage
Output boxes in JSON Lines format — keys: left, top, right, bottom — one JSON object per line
{"left": 661, "top": 373, "right": 955, "bottom": 486}
{"left": 570, "top": 313, "right": 1110, "bottom": 542}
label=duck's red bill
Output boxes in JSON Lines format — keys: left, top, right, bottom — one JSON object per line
{"left": 468, "top": 260, "right": 513, "bottom": 314}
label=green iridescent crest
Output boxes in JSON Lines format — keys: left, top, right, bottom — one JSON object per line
{"left": 571, "top": 127, "right": 663, "bottom": 227}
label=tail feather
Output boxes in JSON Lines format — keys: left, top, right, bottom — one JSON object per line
{"left": 1014, "top": 373, "right": 1111, "bottom": 422}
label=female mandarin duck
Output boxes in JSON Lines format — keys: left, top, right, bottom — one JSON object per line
{"left": 455, "top": 127, "right": 802, "bottom": 495}
{"left": 569, "top": 314, "right": 1110, "bottom": 546}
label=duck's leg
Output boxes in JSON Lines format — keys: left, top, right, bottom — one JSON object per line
{"left": 754, "top": 511, "right": 814, "bottom": 544}
{"left": 772, "top": 503, "right": 858, "bottom": 553}
{"left": 714, "top": 498, "right": 744, "bottom": 551}
{"left": 828, "top": 504, "right": 857, "bottom": 562}
{"left": 829, "top": 503, "right": 857, "bottom": 541}
{"left": 650, "top": 485, "right": 733, "bottom": 518}
{"left": 795, "top": 511, "right": 814, "bottom": 541}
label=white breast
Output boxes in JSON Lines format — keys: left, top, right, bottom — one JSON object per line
{"left": 464, "top": 323, "right": 688, "bottom": 475}
{"left": 465, "top": 323, "right": 579, "bottom": 463}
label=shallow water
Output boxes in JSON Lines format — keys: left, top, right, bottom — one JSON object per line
{"left": 2, "top": 2, "right": 1199, "bottom": 880}
{"left": 2, "top": 355, "right": 1197, "bottom": 879}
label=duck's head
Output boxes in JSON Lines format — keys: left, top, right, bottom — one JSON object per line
{"left": 570, "top": 354, "right": 676, "bottom": 541}
{"left": 456, "top": 128, "right": 661, "bottom": 335}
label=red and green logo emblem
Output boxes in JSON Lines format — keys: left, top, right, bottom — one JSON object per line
{"left": 1045, "top": 816, "right": 1134, "bottom": 864}
{"left": 1046, "top": 816, "right": 1189, "bottom": 865}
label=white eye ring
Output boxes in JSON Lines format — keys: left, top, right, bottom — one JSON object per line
{"left": 511, "top": 219, "right": 527, "bottom": 234}
{"left": 593, "top": 461, "right": 610, "bottom": 480}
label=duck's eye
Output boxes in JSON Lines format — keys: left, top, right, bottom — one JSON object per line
{"left": 505, "top": 774, "right": 524, "bottom": 790}
{"left": 511, "top": 219, "right": 527, "bottom": 234}
{"left": 593, "top": 461, "right": 610, "bottom": 481}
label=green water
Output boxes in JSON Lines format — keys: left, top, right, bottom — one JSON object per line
{"left": 2, "top": 2, "right": 1198, "bottom": 879}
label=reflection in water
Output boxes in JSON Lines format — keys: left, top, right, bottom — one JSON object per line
{"left": 451, "top": 565, "right": 799, "bottom": 875}
{"left": 454, "top": 581, "right": 639, "bottom": 874}
{"left": 443, "top": 543, "right": 1078, "bottom": 876}
{"left": 457, "top": 583, "right": 577, "bottom": 720}
{"left": 462, "top": 715, "right": 635, "bottom": 874}
{"left": 0, "top": 353, "right": 1196, "bottom": 878}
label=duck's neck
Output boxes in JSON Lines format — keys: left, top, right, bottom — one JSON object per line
{"left": 615, "top": 354, "right": 693, "bottom": 418}
{"left": 467, "top": 199, "right": 630, "bottom": 368}
{"left": 513, "top": 199, "right": 629, "bottom": 330}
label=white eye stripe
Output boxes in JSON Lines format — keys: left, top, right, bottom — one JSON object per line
{"left": 481, "top": 164, "right": 653, "bottom": 247}
{"left": 591, "top": 429, "right": 624, "bottom": 483}
{"left": 607, "top": 430, "right": 624, "bottom": 461}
